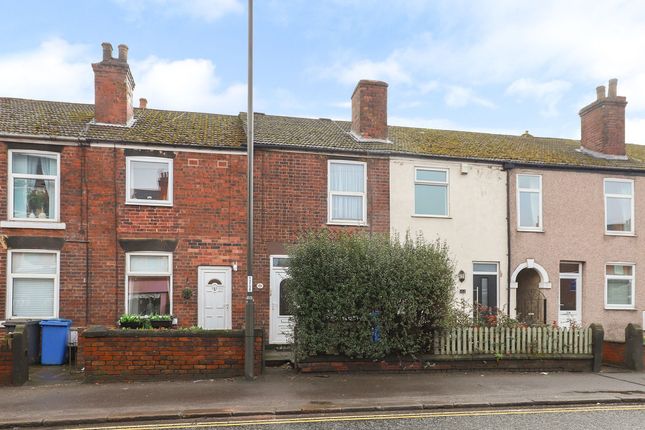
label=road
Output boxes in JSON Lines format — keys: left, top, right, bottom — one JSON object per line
{"left": 67, "top": 404, "right": 645, "bottom": 430}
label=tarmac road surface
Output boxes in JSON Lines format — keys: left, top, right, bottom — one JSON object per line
{"left": 63, "top": 404, "right": 645, "bottom": 430}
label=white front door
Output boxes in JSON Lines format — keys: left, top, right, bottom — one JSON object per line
{"left": 558, "top": 262, "right": 582, "bottom": 327}
{"left": 269, "top": 256, "right": 293, "bottom": 344}
{"left": 198, "top": 266, "right": 232, "bottom": 329}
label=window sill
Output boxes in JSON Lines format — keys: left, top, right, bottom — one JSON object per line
{"left": 327, "top": 221, "right": 368, "bottom": 227}
{"left": 604, "top": 306, "right": 636, "bottom": 311}
{"left": 412, "top": 214, "right": 451, "bottom": 219}
{"left": 517, "top": 228, "right": 544, "bottom": 233}
{"left": 605, "top": 232, "right": 636, "bottom": 237}
{"left": 126, "top": 201, "right": 173, "bottom": 207}
{"left": 1, "top": 221, "right": 66, "bottom": 230}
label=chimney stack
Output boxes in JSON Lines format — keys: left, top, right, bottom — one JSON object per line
{"left": 92, "top": 42, "right": 135, "bottom": 126}
{"left": 139, "top": 98, "right": 147, "bottom": 109}
{"left": 351, "top": 80, "right": 388, "bottom": 141}
{"left": 579, "top": 79, "right": 627, "bottom": 159}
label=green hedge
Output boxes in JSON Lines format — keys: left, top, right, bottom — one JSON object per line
{"left": 287, "top": 231, "right": 455, "bottom": 360}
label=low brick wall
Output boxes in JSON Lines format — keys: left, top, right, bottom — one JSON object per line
{"left": 603, "top": 341, "right": 645, "bottom": 368}
{"left": 0, "top": 333, "right": 12, "bottom": 385}
{"left": 82, "top": 327, "right": 263, "bottom": 382}
{"left": 298, "top": 354, "right": 594, "bottom": 373}
{"left": 0, "top": 330, "right": 29, "bottom": 386}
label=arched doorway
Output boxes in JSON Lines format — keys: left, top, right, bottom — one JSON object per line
{"left": 511, "top": 259, "right": 550, "bottom": 324}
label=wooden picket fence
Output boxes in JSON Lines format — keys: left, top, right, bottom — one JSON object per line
{"left": 432, "top": 326, "right": 592, "bottom": 356}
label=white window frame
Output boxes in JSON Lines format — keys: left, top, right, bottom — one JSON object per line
{"left": 605, "top": 262, "right": 635, "bottom": 310}
{"left": 327, "top": 160, "right": 367, "bottom": 225}
{"left": 7, "top": 149, "right": 61, "bottom": 223}
{"left": 517, "top": 174, "right": 543, "bottom": 232}
{"left": 125, "top": 156, "right": 173, "bottom": 206}
{"left": 125, "top": 252, "right": 173, "bottom": 315}
{"left": 6, "top": 249, "right": 60, "bottom": 319}
{"left": 413, "top": 167, "right": 450, "bottom": 218}
{"left": 604, "top": 178, "right": 634, "bottom": 236}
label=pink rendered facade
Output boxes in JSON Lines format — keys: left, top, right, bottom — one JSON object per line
{"left": 509, "top": 167, "right": 645, "bottom": 341}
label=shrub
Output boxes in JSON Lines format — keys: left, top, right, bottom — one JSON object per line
{"left": 287, "top": 230, "right": 455, "bottom": 360}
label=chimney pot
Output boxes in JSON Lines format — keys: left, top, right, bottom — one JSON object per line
{"left": 92, "top": 42, "right": 135, "bottom": 125}
{"left": 118, "top": 44, "right": 129, "bottom": 62}
{"left": 101, "top": 42, "right": 113, "bottom": 61}
{"left": 580, "top": 80, "right": 627, "bottom": 158}
{"left": 139, "top": 98, "right": 147, "bottom": 109}
{"left": 596, "top": 85, "right": 606, "bottom": 100}
{"left": 608, "top": 78, "right": 618, "bottom": 97}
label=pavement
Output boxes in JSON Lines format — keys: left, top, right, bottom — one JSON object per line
{"left": 1, "top": 366, "right": 645, "bottom": 428}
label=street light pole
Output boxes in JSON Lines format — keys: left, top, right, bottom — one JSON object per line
{"left": 244, "top": 0, "right": 255, "bottom": 380}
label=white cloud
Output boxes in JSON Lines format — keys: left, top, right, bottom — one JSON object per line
{"left": 626, "top": 117, "right": 645, "bottom": 145}
{"left": 113, "top": 0, "right": 243, "bottom": 22}
{"left": 318, "top": 57, "right": 411, "bottom": 86}
{"left": 132, "top": 56, "right": 246, "bottom": 113}
{"left": 0, "top": 38, "right": 246, "bottom": 114}
{"left": 444, "top": 86, "right": 495, "bottom": 109}
{"left": 0, "top": 38, "right": 93, "bottom": 103}
{"left": 506, "top": 78, "right": 571, "bottom": 117}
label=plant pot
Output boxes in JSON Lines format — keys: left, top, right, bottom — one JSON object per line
{"left": 150, "top": 320, "right": 173, "bottom": 329}
{"left": 119, "top": 321, "right": 143, "bottom": 329}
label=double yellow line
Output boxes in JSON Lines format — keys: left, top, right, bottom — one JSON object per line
{"left": 73, "top": 404, "right": 645, "bottom": 430}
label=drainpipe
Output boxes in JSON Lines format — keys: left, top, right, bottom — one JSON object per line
{"left": 503, "top": 162, "right": 515, "bottom": 317}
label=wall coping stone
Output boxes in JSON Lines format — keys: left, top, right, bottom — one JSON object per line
{"left": 83, "top": 325, "right": 263, "bottom": 339}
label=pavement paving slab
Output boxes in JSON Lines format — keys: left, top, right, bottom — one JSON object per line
{"left": 1, "top": 367, "right": 645, "bottom": 428}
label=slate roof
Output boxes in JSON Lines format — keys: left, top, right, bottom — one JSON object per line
{"left": 2, "top": 97, "right": 645, "bottom": 171}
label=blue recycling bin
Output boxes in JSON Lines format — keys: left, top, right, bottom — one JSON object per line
{"left": 40, "top": 319, "right": 72, "bottom": 365}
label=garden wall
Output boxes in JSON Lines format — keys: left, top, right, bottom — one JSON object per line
{"left": 82, "top": 326, "right": 263, "bottom": 381}
{"left": 602, "top": 324, "right": 644, "bottom": 370}
{"left": 297, "top": 354, "right": 593, "bottom": 373}
{"left": 0, "top": 329, "right": 28, "bottom": 386}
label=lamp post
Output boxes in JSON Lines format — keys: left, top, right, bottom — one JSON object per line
{"left": 244, "top": 0, "right": 255, "bottom": 380}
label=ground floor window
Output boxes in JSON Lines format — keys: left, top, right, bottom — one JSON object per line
{"left": 126, "top": 252, "right": 172, "bottom": 315}
{"left": 7, "top": 250, "right": 59, "bottom": 318}
{"left": 605, "top": 263, "right": 635, "bottom": 309}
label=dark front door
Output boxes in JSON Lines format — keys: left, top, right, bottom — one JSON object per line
{"left": 473, "top": 274, "right": 497, "bottom": 310}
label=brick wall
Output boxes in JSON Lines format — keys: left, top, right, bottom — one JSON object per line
{"left": 603, "top": 340, "right": 645, "bottom": 368}
{"left": 253, "top": 149, "right": 390, "bottom": 334}
{"left": 0, "top": 333, "right": 11, "bottom": 385}
{"left": 81, "top": 327, "right": 263, "bottom": 381}
{"left": 0, "top": 143, "right": 248, "bottom": 329}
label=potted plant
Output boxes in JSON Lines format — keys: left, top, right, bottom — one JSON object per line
{"left": 118, "top": 314, "right": 143, "bottom": 329}
{"left": 27, "top": 188, "right": 49, "bottom": 218}
{"left": 149, "top": 314, "right": 173, "bottom": 329}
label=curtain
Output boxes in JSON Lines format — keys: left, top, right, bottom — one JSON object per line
{"left": 330, "top": 163, "right": 364, "bottom": 192}
{"left": 332, "top": 195, "right": 362, "bottom": 220}
{"left": 520, "top": 191, "right": 539, "bottom": 227}
{"left": 12, "top": 278, "right": 55, "bottom": 317}
{"left": 130, "top": 255, "right": 169, "bottom": 273}
{"left": 128, "top": 276, "right": 170, "bottom": 315}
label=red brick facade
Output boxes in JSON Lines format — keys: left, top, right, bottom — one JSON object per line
{"left": 252, "top": 148, "right": 390, "bottom": 332}
{"left": 0, "top": 142, "right": 248, "bottom": 328}
{"left": 82, "top": 328, "right": 263, "bottom": 381}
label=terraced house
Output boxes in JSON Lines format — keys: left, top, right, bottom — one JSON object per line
{"left": 0, "top": 43, "right": 644, "bottom": 344}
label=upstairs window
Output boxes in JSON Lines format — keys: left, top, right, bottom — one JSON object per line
{"left": 414, "top": 168, "right": 449, "bottom": 216}
{"left": 328, "top": 160, "right": 366, "bottom": 225}
{"left": 126, "top": 252, "right": 172, "bottom": 315}
{"left": 605, "top": 264, "right": 635, "bottom": 309}
{"left": 126, "top": 157, "right": 173, "bottom": 206}
{"left": 517, "top": 174, "right": 542, "bottom": 231}
{"left": 9, "top": 151, "right": 60, "bottom": 221}
{"left": 604, "top": 179, "right": 633, "bottom": 234}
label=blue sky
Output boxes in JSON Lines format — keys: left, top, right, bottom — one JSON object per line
{"left": 3, "top": 0, "right": 645, "bottom": 143}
